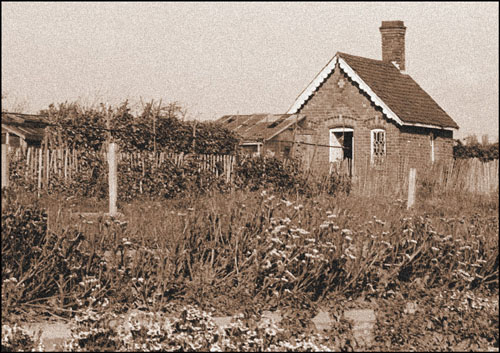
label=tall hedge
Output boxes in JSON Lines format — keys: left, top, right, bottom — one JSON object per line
{"left": 453, "top": 140, "right": 499, "bottom": 161}
{"left": 40, "top": 101, "right": 239, "bottom": 154}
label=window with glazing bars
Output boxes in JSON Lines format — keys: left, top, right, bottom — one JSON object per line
{"left": 371, "top": 129, "right": 386, "bottom": 165}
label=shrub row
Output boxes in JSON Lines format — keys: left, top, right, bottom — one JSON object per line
{"left": 8, "top": 154, "right": 351, "bottom": 201}
{"left": 41, "top": 101, "right": 239, "bottom": 154}
{"left": 453, "top": 141, "right": 499, "bottom": 161}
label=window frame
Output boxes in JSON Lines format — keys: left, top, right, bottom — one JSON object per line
{"left": 370, "top": 128, "right": 386, "bottom": 165}
{"left": 329, "top": 127, "right": 354, "bottom": 163}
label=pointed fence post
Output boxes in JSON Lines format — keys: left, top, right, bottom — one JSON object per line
{"left": 407, "top": 168, "right": 416, "bottom": 209}
{"left": 108, "top": 143, "right": 118, "bottom": 216}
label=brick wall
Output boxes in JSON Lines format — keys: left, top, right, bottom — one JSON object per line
{"left": 294, "top": 65, "right": 401, "bottom": 176}
{"left": 380, "top": 21, "right": 406, "bottom": 71}
{"left": 399, "top": 126, "right": 453, "bottom": 163}
{"left": 272, "top": 62, "right": 455, "bottom": 179}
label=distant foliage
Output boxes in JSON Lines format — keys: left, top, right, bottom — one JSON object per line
{"left": 233, "top": 155, "right": 308, "bottom": 193}
{"left": 40, "top": 101, "right": 239, "bottom": 154}
{"left": 8, "top": 151, "right": 356, "bottom": 201}
{"left": 453, "top": 140, "right": 499, "bottom": 161}
{"left": 8, "top": 149, "right": 108, "bottom": 199}
{"left": 30, "top": 101, "right": 239, "bottom": 201}
{"left": 117, "top": 155, "right": 227, "bottom": 202}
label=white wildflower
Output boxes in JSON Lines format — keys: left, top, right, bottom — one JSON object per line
{"left": 381, "top": 240, "right": 392, "bottom": 248}
{"left": 270, "top": 237, "right": 283, "bottom": 244}
{"left": 271, "top": 225, "right": 286, "bottom": 234}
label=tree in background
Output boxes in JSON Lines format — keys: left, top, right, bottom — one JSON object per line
{"left": 39, "top": 100, "right": 240, "bottom": 154}
{"left": 454, "top": 134, "right": 499, "bottom": 161}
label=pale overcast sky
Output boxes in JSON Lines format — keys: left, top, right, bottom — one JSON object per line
{"left": 2, "top": 2, "right": 498, "bottom": 140}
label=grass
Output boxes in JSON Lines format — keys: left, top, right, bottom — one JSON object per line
{"left": 2, "top": 186, "right": 499, "bottom": 351}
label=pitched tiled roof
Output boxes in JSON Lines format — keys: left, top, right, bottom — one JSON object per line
{"left": 2, "top": 112, "right": 49, "bottom": 141}
{"left": 337, "top": 52, "right": 458, "bottom": 129}
{"left": 216, "top": 114, "right": 305, "bottom": 143}
{"left": 287, "top": 52, "right": 459, "bottom": 130}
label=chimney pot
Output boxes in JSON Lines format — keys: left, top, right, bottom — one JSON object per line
{"left": 380, "top": 20, "right": 406, "bottom": 71}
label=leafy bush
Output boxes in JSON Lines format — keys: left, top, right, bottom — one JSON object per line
{"left": 372, "top": 287, "right": 499, "bottom": 351}
{"left": 62, "top": 301, "right": 344, "bottom": 352}
{"left": 233, "top": 156, "right": 308, "bottom": 194}
{"left": 41, "top": 101, "right": 239, "bottom": 154}
{"left": 117, "top": 154, "right": 226, "bottom": 202}
{"left": 453, "top": 140, "right": 499, "bottom": 161}
{"left": 2, "top": 194, "right": 49, "bottom": 310}
{"left": 8, "top": 149, "right": 231, "bottom": 202}
{"left": 1, "top": 191, "right": 111, "bottom": 316}
{"left": 11, "top": 151, "right": 341, "bottom": 202}
{"left": 1, "top": 324, "right": 43, "bottom": 352}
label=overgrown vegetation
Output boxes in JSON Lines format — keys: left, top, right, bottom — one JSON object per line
{"left": 2, "top": 183, "right": 498, "bottom": 351}
{"left": 40, "top": 101, "right": 239, "bottom": 154}
{"left": 8, "top": 151, "right": 352, "bottom": 201}
{"left": 2, "top": 105, "right": 498, "bottom": 350}
{"left": 453, "top": 140, "right": 499, "bottom": 161}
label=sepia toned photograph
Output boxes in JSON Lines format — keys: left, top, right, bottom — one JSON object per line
{"left": 1, "top": 2, "right": 498, "bottom": 351}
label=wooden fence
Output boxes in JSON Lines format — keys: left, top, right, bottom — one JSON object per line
{"left": 438, "top": 158, "right": 499, "bottom": 194}
{"left": 5, "top": 146, "right": 236, "bottom": 190}
{"left": 354, "top": 157, "right": 499, "bottom": 196}
{"left": 4, "top": 146, "right": 499, "bottom": 196}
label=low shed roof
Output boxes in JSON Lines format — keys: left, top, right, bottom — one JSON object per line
{"left": 216, "top": 113, "right": 305, "bottom": 143}
{"left": 1, "top": 112, "right": 49, "bottom": 141}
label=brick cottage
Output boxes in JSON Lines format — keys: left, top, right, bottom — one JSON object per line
{"left": 217, "top": 21, "right": 459, "bottom": 178}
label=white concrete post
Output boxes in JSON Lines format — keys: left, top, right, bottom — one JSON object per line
{"left": 407, "top": 168, "right": 416, "bottom": 209}
{"left": 108, "top": 143, "right": 118, "bottom": 216}
{"left": 1, "top": 144, "right": 9, "bottom": 188}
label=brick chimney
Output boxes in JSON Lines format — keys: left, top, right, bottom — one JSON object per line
{"left": 380, "top": 21, "right": 406, "bottom": 71}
